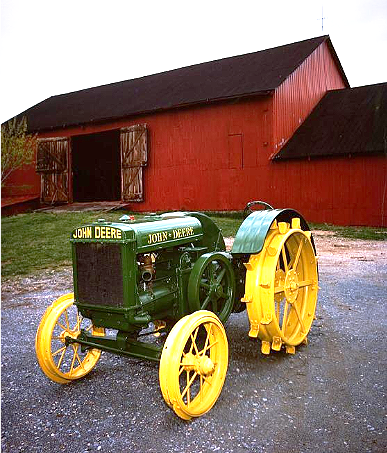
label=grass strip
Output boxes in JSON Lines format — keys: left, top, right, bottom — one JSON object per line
{"left": 2, "top": 210, "right": 385, "bottom": 279}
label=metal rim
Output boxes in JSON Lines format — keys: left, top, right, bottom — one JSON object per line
{"left": 35, "top": 294, "right": 104, "bottom": 383}
{"left": 159, "top": 310, "right": 228, "bottom": 420}
{"left": 244, "top": 219, "right": 318, "bottom": 351}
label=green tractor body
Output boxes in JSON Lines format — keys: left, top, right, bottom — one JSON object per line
{"left": 36, "top": 204, "right": 319, "bottom": 420}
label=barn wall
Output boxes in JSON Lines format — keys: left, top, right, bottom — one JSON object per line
{"left": 271, "top": 154, "right": 387, "bottom": 227}
{"left": 273, "top": 41, "right": 347, "bottom": 154}
{"left": 6, "top": 37, "right": 383, "bottom": 227}
{"left": 35, "top": 97, "right": 386, "bottom": 226}
{"left": 37, "top": 96, "right": 276, "bottom": 212}
{"left": 1, "top": 162, "right": 40, "bottom": 198}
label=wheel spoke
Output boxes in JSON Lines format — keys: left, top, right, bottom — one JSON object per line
{"left": 180, "top": 362, "right": 194, "bottom": 368}
{"left": 201, "top": 375, "right": 211, "bottom": 385}
{"left": 208, "top": 264, "right": 215, "bottom": 282}
{"left": 73, "top": 347, "right": 85, "bottom": 369}
{"left": 64, "top": 310, "right": 70, "bottom": 330}
{"left": 190, "top": 327, "right": 200, "bottom": 355}
{"left": 181, "top": 372, "right": 198, "bottom": 399}
{"left": 56, "top": 322, "right": 69, "bottom": 332}
{"left": 57, "top": 347, "right": 67, "bottom": 369}
{"left": 219, "top": 289, "right": 228, "bottom": 299}
{"left": 274, "top": 286, "right": 284, "bottom": 294}
{"left": 281, "top": 301, "right": 289, "bottom": 333}
{"left": 204, "top": 340, "right": 219, "bottom": 352}
{"left": 200, "top": 281, "right": 210, "bottom": 290}
{"left": 281, "top": 247, "right": 289, "bottom": 272}
{"left": 276, "top": 300, "right": 280, "bottom": 321}
{"left": 200, "top": 324, "right": 212, "bottom": 356}
{"left": 201, "top": 295, "right": 211, "bottom": 310}
{"left": 186, "top": 371, "right": 191, "bottom": 405}
{"left": 75, "top": 314, "right": 83, "bottom": 331}
{"left": 69, "top": 345, "right": 78, "bottom": 375}
{"left": 292, "top": 302, "right": 306, "bottom": 333}
{"left": 52, "top": 346, "right": 66, "bottom": 357}
{"left": 298, "top": 280, "right": 312, "bottom": 288}
{"left": 216, "top": 268, "right": 226, "bottom": 284}
{"left": 291, "top": 239, "right": 304, "bottom": 270}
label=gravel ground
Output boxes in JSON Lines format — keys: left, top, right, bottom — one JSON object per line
{"left": 1, "top": 232, "right": 386, "bottom": 453}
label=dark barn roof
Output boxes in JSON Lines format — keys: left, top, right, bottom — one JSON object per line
{"left": 18, "top": 35, "right": 347, "bottom": 132}
{"left": 273, "top": 82, "right": 387, "bottom": 160}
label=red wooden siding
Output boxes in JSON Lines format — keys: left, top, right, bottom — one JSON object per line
{"left": 273, "top": 41, "right": 347, "bottom": 155}
{"left": 33, "top": 96, "right": 386, "bottom": 226}
{"left": 1, "top": 162, "right": 40, "bottom": 198}
{"left": 271, "top": 155, "right": 387, "bottom": 226}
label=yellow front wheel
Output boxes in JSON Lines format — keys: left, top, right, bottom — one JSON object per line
{"left": 243, "top": 219, "right": 318, "bottom": 354}
{"left": 159, "top": 311, "right": 228, "bottom": 420}
{"left": 35, "top": 293, "right": 104, "bottom": 384}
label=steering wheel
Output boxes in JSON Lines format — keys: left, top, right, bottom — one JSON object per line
{"left": 243, "top": 200, "right": 274, "bottom": 218}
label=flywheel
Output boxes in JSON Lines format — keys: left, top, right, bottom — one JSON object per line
{"left": 242, "top": 218, "right": 318, "bottom": 354}
{"left": 188, "top": 252, "right": 235, "bottom": 324}
{"left": 159, "top": 310, "right": 228, "bottom": 420}
{"left": 35, "top": 293, "right": 104, "bottom": 383}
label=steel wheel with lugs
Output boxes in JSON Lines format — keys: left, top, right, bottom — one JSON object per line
{"left": 243, "top": 218, "right": 318, "bottom": 354}
{"left": 35, "top": 293, "right": 104, "bottom": 383}
{"left": 159, "top": 310, "right": 228, "bottom": 420}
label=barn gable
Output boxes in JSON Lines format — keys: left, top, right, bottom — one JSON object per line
{"left": 273, "top": 82, "right": 387, "bottom": 160}
{"left": 18, "top": 35, "right": 347, "bottom": 133}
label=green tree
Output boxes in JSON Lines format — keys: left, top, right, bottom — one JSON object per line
{"left": 1, "top": 116, "right": 36, "bottom": 186}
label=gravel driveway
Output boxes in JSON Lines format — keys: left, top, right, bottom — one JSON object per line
{"left": 1, "top": 232, "right": 386, "bottom": 453}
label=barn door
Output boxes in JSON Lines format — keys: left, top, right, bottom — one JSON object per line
{"left": 120, "top": 125, "right": 148, "bottom": 202}
{"left": 36, "top": 138, "right": 70, "bottom": 203}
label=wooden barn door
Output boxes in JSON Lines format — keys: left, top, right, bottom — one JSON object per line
{"left": 120, "top": 125, "right": 148, "bottom": 202}
{"left": 36, "top": 138, "right": 70, "bottom": 203}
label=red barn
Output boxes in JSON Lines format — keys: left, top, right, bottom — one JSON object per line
{"left": 2, "top": 35, "right": 386, "bottom": 226}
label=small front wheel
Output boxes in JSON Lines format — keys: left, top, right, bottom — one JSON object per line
{"left": 159, "top": 311, "right": 228, "bottom": 420}
{"left": 35, "top": 293, "right": 104, "bottom": 384}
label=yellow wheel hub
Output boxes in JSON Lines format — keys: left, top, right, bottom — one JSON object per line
{"left": 159, "top": 310, "right": 228, "bottom": 420}
{"left": 284, "top": 269, "right": 299, "bottom": 303}
{"left": 35, "top": 293, "right": 104, "bottom": 384}
{"left": 243, "top": 219, "right": 318, "bottom": 354}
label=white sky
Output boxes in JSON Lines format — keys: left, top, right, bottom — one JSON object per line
{"left": 1, "top": 0, "right": 386, "bottom": 123}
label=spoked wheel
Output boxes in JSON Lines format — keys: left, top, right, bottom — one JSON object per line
{"left": 188, "top": 252, "right": 235, "bottom": 324}
{"left": 159, "top": 311, "right": 228, "bottom": 420}
{"left": 35, "top": 293, "right": 104, "bottom": 383}
{"left": 243, "top": 218, "right": 318, "bottom": 354}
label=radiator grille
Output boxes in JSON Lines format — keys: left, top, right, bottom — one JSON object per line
{"left": 75, "top": 243, "right": 124, "bottom": 307}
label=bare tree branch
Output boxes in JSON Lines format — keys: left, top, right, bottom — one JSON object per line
{"left": 1, "top": 117, "right": 37, "bottom": 186}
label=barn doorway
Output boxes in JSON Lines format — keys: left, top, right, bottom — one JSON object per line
{"left": 72, "top": 130, "right": 121, "bottom": 202}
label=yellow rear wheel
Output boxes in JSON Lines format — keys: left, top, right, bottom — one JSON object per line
{"left": 159, "top": 311, "right": 228, "bottom": 420}
{"left": 35, "top": 293, "right": 104, "bottom": 383}
{"left": 243, "top": 219, "right": 318, "bottom": 354}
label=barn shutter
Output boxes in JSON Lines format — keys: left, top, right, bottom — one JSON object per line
{"left": 36, "top": 138, "right": 70, "bottom": 203}
{"left": 120, "top": 124, "right": 148, "bottom": 202}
